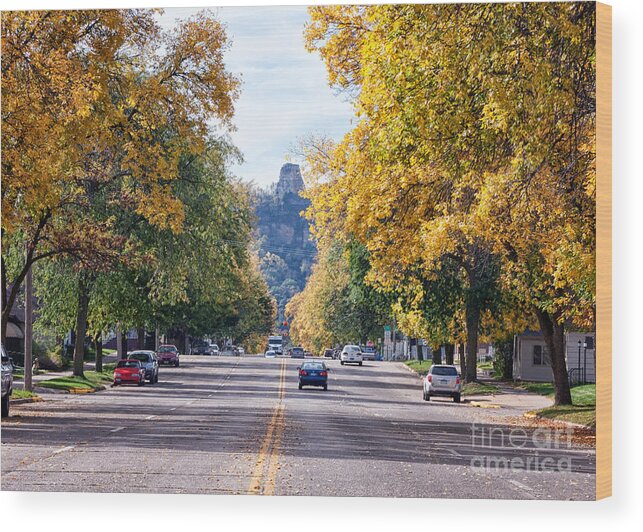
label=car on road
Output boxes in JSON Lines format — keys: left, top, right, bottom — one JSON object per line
{"left": 1, "top": 344, "right": 13, "bottom": 417}
{"left": 237, "top": 346, "right": 245, "bottom": 355}
{"left": 360, "top": 346, "right": 377, "bottom": 361}
{"left": 323, "top": 349, "right": 334, "bottom": 359}
{"left": 113, "top": 359, "right": 146, "bottom": 386}
{"left": 157, "top": 344, "right": 180, "bottom": 366}
{"left": 340, "top": 345, "right": 363, "bottom": 366}
{"left": 210, "top": 343, "right": 220, "bottom": 355}
{"left": 290, "top": 347, "right": 305, "bottom": 359}
{"left": 128, "top": 350, "right": 159, "bottom": 383}
{"left": 423, "top": 364, "right": 461, "bottom": 402}
{"left": 298, "top": 361, "right": 328, "bottom": 390}
{"left": 265, "top": 350, "right": 276, "bottom": 358}
{"left": 191, "top": 341, "right": 212, "bottom": 356}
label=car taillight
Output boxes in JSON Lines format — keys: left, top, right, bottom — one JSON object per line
{"left": 299, "top": 370, "right": 307, "bottom": 376}
{"left": 427, "top": 374, "right": 432, "bottom": 383}
{"left": 456, "top": 376, "right": 461, "bottom": 385}
{"left": 320, "top": 371, "right": 327, "bottom": 377}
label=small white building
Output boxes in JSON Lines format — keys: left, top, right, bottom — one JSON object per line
{"left": 513, "top": 330, "right": 596, "bottom": 383}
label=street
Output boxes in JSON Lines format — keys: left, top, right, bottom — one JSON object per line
{"left": 1, "top": 356, "right": 595, "bottom": 499}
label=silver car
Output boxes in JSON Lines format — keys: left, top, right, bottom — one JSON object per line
{"left": 128, "top": 350, "right": 159, "bottom": 383}
{"left": 423, "top": 364, "right": 462, "bottom": 403}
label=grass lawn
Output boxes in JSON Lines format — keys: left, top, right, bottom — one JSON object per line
{"left": 37, "top": 371, "right": 113, "bottom": 392}
{"left": 404, "top": 359, "right": 433, "bottom": 376}
{"left": 523, "top": 383, "right": 596, "bottom": 428}
{"left": 11, "top": 389, "right": 39, "bottom": 400}
{"left": 462, "top": 381, "right": 500, "bottom": 396}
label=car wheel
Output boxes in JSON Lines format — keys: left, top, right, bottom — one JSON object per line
{"left": 1, "top": 395, "right": 9, "bottom": 417}
{"left": 323, "top": 385, "right": 328, "bottom": 391}
{"left": 358, "top": 362, "right": 362, "bottom": 366}
{"left": 340, "top": 361, "right": 344, "bottom": 365}
{"left": 155, "top": 372, "right": 159, "bottom": 383}
{"left": 175, "top": 361, "right": 180, "bottom": 367}
{"left": 453, "top": 393, "right": 461, "bottom": 403}
{"left": 425, "top": 392, "right": 431, "bottom": 401}
{"left": 422, "top": 390, "right": 428, "bottom": 401}
{"left": 138, "top": 378, "right": 145, "bottom": 387}
{"left": 298, "top": 384, "right": 303, "bottom": 390}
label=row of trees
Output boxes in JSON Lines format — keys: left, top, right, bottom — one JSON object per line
{"left": 2, "top": 10, "right": 276, "bottom": 377}
{"left": 292, "top": 3, "right": 596, "bottom": 405}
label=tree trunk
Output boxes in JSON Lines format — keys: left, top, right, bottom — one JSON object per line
{"left": 95, "top": 336, "right": 103, "bottom": 373}
{"left": 1, "top": 210, "right": 52, "bottom": 344}
{"left": 1, "top": 256, "right": 7, "bottom": 346}
{"left": 120, "top": 331, "right": 128, "bottom": 359}
{"left": 459, "top": 343, "right": 466, "bottom": 379}
{"left": 73, "top": 275, "right": 90, "bottom": 378}
{"left": 24, "top": 257, "right": 33, "bottom": 392}
{"left": 414, "top": 339, "right": 423, "bottom": 361}
{"left": 536, "top": 308, "right": 572, "bottom": 405}
{"left": 432, "top": 346, "right": 442, "bottom": 365}
{"left": 444, "top": 343, "right": 454, "bottom": 365}
{"left": 137, "top": 327, "right": 145, "bottom": 350}
{"left": 464, "top": 296, "right": 481, "bottom": 383}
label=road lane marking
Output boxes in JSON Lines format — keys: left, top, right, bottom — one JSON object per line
{"left": 53, "top": 445, "right": 75, "bottom": 454}
{"left": 248, "top": 358, "right": 286, "bottom": 495}
{"left": 145, "top": 415, "right": 156, "bottom": 420}
{"left": 507, "top": 479, "right": 536, "bottom": 499}
{"left": 110, "top": 427, "right": 125, "bottom": 433}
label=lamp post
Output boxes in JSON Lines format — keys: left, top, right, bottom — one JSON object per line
{"left": 583, "top": 340, "right": 588, "bottom": 384}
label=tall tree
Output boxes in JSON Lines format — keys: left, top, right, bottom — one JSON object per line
{"left": 304, "top": 3, "right": 595, "bottom": 404}
{"left": 2, "top": 9, "right": 239, "bottom": 344}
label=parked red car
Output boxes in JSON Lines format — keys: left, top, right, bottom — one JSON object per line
{"left": 157, "top": 344, "right": 180, "bottom": 367}
{"left": 113, "top": 359, "right": 146, "bottom": 386}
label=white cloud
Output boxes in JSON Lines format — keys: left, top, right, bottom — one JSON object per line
{"left": 157, "top": 6, "right": 354, "bottom": 187}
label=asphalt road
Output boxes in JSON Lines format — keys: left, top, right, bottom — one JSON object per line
{"left": 1, "top": 356, "right": 595, "bottom": 499}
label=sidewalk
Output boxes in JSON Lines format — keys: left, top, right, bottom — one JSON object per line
{"left": 466, "top": 378, "right": 553, "bottom": 412}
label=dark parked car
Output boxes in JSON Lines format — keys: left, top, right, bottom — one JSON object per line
{"left": 323, "top": 349, "right": 334, "bottom": 358}
{"left": 157, "top": 344, "right": 180, "bottom": 366}
{"left": 1, "top": 344, "right": 13, "bottom": 417}
{"left": 192, "top": 341, "right": 212, "bottom": 356}
{"left": 361, "top": 346, "right": 377, "bottom": 361}
{"left": 290, "top": 347, "right": 305, "bottom": 359}
{"left": 298, "top": 361, "right": 328, "bottom": 391}
{"left": 128, "top": 350, "right": 159, "bottom": 383}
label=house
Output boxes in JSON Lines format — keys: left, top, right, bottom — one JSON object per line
{"left": 513, "top": 330, "right": 596, "bottom": 383}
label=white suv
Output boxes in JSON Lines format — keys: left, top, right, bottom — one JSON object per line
{"left": 423, "top": 365, "right": 462, "bottom": 403}
{"left": 340, "top": 345, "right": 363, "bottom": 366}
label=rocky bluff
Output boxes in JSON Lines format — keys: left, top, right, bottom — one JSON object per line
{"left": 255, "top": 163, "right": 316, "bottom": 320}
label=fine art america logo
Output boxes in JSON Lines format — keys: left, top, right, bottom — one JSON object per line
{"left": 470, "top": 423, "right": 575, "bottom": 473}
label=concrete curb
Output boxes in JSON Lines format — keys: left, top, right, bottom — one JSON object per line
{"left": 523, "top": 411, "right": 596, "bottom": 432}
{"left": 9, "top": 396, "right": 44, "bottom": 405}
{"left": 398, "top": 362, "right": 425, "bottom": 379}
{"left": 69, "top": 385, "right": 106, "bottom": 394}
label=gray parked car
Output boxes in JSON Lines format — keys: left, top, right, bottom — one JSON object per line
{"left": 2, "top": 344, "right": 13, "bottom": 417}
{"left": 423, "top": 364, "right": 462, "bottom": 403}
{"left": 128, "top": 350, "right": 159, "bottom": 383}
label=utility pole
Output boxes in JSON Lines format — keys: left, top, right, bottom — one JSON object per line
{"left": 24, "top": 248, "right": 33, "bottom": 392}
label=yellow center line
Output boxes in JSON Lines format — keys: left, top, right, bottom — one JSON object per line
{"left": 247, "top": 358, "right": 286, "bottom": 495}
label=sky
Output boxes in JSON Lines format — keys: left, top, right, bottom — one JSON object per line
{"left": 157, "top": 6, "right": 356, "bottom": 189}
